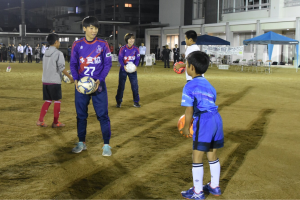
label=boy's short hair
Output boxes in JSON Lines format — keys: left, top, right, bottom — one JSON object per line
{"left": 124, "top": 33, "right": 135, "bottom": 43}
{"left": 47, "top": 33, "right": 59, "bottom": 45}
{"left": 187, "top": 51, "right": 210, "bottom": 74}
{"left": 82, "top": 16, "right": 99, "bottom": 29}
{"left": 185, "top": 30, "right": 198, "bottom": 42}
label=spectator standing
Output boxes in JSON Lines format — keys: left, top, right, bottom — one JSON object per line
{"left": 2, "top": 44, "right": 7, "bottom": 62}
{"left": 27, "top": 45, "right": 33, "bottom": 63}
{"left": 23, "top": 43, "right": 29, "bottom": 62}
{"left": 173, "top": 44, "right": 180, "bottom": 65}
{"left": 162, "top": 45, "right": 172, "bottom": 68}
{"left": 17, "top": 43, "right": 24, "bottom": 63}
{"left": 41, "top": 44, "right": 46, "bottom": 61}
{"left": 35, "top": 44, "right": 41, "bottom": 63}
{"left": 139, "top": 43, "right": 146, "bottom": 66}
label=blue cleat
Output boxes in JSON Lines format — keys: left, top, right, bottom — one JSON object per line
{"left": 181, "top": 187, "right": 205, "bottom": 200}
{"left": 203, "top": 182, "right": 221, "bottom": 196}
{"left": 102, "top": 144, "right": 112, "bottom": 156}
{"left": 72, "top": 142, "right": 87, "bottom": 153}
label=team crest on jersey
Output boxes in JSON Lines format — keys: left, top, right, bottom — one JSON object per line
{"left": 80, "top": 46, "right": 83, "bottom": 49}
{"left": 96, "top": 45, "right": 102, "bottom": 53}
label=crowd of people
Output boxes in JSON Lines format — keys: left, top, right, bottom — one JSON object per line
{"left": 0, "top": 43, "right": 48, "bottom": 63}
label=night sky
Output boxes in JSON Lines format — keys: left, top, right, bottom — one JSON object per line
{"left": 0, "top": 0, "right": 82, "bottom": 10}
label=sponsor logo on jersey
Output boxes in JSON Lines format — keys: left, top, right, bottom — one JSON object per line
{"left": 137, "top": 54, "right": 140, "bottom": 57}
{"left": 106, "top": 53, "right": 111, "bottom": 57}
{"left": 80, "top": 56, "right": 101, "bottom": 64}
{"left": 124, "top": 56, "right": 136, "bottom": 61}
{"left": 96, "top": 45, "right": 102, "bottom": 53}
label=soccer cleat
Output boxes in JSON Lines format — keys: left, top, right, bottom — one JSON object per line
{"left": 203, "top": 182, "right": 221, "bottom": 196}
{"left": 181, "top": 187, "right": 205, "bottom": 200}
{"left": 36, "top": 120, "right": 47, "bottom": 127}
{"left": 102, "top": 144, "right": 112, "bottom": 156}
{"left": 52, "top": 121, "right": 65, "bottom": 128}
{"left": 72, "top": 142, "right": 87, "bottom": 153}
{"left": 116, "top": 103, "right": 122, "bottom": 108}
{"left": 133, "top": 102, "right": 141, "bottom": 108}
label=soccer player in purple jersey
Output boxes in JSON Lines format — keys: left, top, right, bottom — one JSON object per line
{"left": 116, "top": 33, "right": 141, "bottom": 108}
{"left": 70, "top": 16, "right": 113, "bottom": 156}
{"left": 180, "top": 51, "right": 224, "bottom": 199}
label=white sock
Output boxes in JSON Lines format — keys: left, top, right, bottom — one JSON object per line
{"left": 209, "top": 158, "right": 221, "bottom": 188}
{"left": 192, "top": 163, "right": 203, "bottom": 193}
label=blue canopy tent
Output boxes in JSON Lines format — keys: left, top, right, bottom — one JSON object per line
{"left": 181, "top": 34, "right": 230, "bottom": 45}
{"left": 243, "top": 31, "right": 299, "bottom": 72}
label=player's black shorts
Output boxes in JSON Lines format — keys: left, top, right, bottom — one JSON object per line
{"left": 43, "top": 84, "right": 62, "bottom": 100}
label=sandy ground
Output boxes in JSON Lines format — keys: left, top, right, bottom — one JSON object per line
{"left": 0, "top": 61, "right": 300, "bottom": 199}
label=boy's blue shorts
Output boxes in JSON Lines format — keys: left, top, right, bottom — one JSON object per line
{"left": 192, "top": 110, "right": 224, "bottom": 152}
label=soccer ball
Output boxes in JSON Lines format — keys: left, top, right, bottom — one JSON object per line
{"left": 63, "top": 74, "right": 72, "bottom": 83}
{"left": 177, "top": 115, "right": 194, "bottom": 138}
{"left": 173, "top": 61, "right": 185, "bottom": 74}
{"left": 126, "top": 62, "right": 136, "bottom": 73}
{"left": 6, "top": 66, "right": 11, "bottom": 72}
{"left": 78, "top": 76, "right": 96, "bottom": 94}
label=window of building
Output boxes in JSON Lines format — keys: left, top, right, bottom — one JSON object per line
{"left": 193, "top": 0, "right": 205, "bottom": 19}
{"left": 284, "top": 0, "right": 300, "bottom": 7}
{"left": 59, "top": 37, "right": 69, "bottom": 42}
{"left": 125, "top": 3, "right": 132, "bottom": 7}
{"left": 222, "top": 0, "right": 270, "bottom": 14}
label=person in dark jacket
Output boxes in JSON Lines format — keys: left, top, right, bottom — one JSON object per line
{"left": 173, "top": 44, "right": 180, "bottom": 65}
{"left": 162, "top": 45, "right": 172, "bottom": 68}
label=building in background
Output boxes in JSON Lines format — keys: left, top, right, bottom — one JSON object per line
{"left": 146, "top": 0, "right": 299, "bottom": 67}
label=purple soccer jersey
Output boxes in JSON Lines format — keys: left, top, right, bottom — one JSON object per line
{"left": 70, "top": 37, "right": 112, "bottom": 82}
{"left": 118, "top": 44, "right": 140, "bottom": 71}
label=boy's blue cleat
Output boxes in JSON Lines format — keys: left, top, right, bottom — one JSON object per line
{"left": 102, "top": 144, "right": 112, "bottom": 156}
{"left": 203, "top": 182, "right": 221, "bottom": 196}
{"left": 72, "top": 142, "right": 87, "bottom": 153}
{"left": 181, "top": 187, "right": 205, "bottom": 200}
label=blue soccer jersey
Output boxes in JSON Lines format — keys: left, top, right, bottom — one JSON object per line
{"left": 70, "top": 37, "right": 112, "bottom": 82}
{"left": 181, "top": 76, "right": 224, "bottom": 152}
{"left": 181, "top": 76, "right": 218, "bottom": 113}
{"left": 118, "top": 44, "right": 140, "bottom": 71}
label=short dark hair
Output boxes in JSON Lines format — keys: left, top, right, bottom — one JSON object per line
{"left": 185, "top": 30, "right": 197, "bottom": 42}
{"left": 186, "top": 51, "right": 210, "bottom": 74}
{"left": 82, "top": 16, "right": 99, "bottom": 29}
{"left": 124, "top": 33, "right": 135, "bottom": 43}
{"left": 47, "top": 33, "right": 59, "bottom": 45}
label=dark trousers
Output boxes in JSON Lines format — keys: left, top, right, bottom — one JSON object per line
{"left": 28, "top": 54, "right": 32, "bottom": 63}
{"left": 116, "top": 69, "right": 140, "bottom": 104}
{"left": 139, "top": 55, "right": 145, "bottom": 66}
{"left": 75, "top": 81, "right": 111, "bottom": 144}
{"left": 174, "top": 56, "right": 179, "bottom": 64}
{"left": 164, "top": 57, "right": 170, "bottom": 68}
{"left": 19, "top": 53, "right": 23, "bottom": 63}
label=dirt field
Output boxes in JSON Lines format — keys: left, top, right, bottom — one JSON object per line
{"left": 0, "top": 61, "right": 300, "bottom": 199}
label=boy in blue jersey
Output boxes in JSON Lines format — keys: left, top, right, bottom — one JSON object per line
{"left": 180, "top": 51, "right": 224, "bottom": 200}
{"left": 116, "top": 33, "right": 141, "bottom": 108}
{"left": 70, "top": 16, "right": 113, "bottom": 156}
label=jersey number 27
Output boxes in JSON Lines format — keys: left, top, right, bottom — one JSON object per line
{"left": 84, "top": 67, "right": 95, "bottom": 76}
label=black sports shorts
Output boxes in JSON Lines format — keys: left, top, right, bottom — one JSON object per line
{"left": 43, "top": 84, "right": 62, "bottom": 100}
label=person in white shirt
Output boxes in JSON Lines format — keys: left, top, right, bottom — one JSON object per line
{"left": 41, "top": 44, "right": 47, "bottom": 61}
{"left": 139, "top": 43, "right": 146, "bottom": 66}
{"left": 17, "top": 43, "right": 24, "bottom": 63}
{"left": 174, "top": 30, "right": 202, "bottom": 82}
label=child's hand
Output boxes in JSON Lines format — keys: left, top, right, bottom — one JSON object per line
{"left": 93, "top": 79, "right": 100, "bottom": 92}
{"left": 180, "top": 127, "right": 192, "bottom": 138}
{"left": 74, "top": 80, "right": 81, "bottom": 93}
{"left": 69, "top": 76, "right": 74, "bottom": 83}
